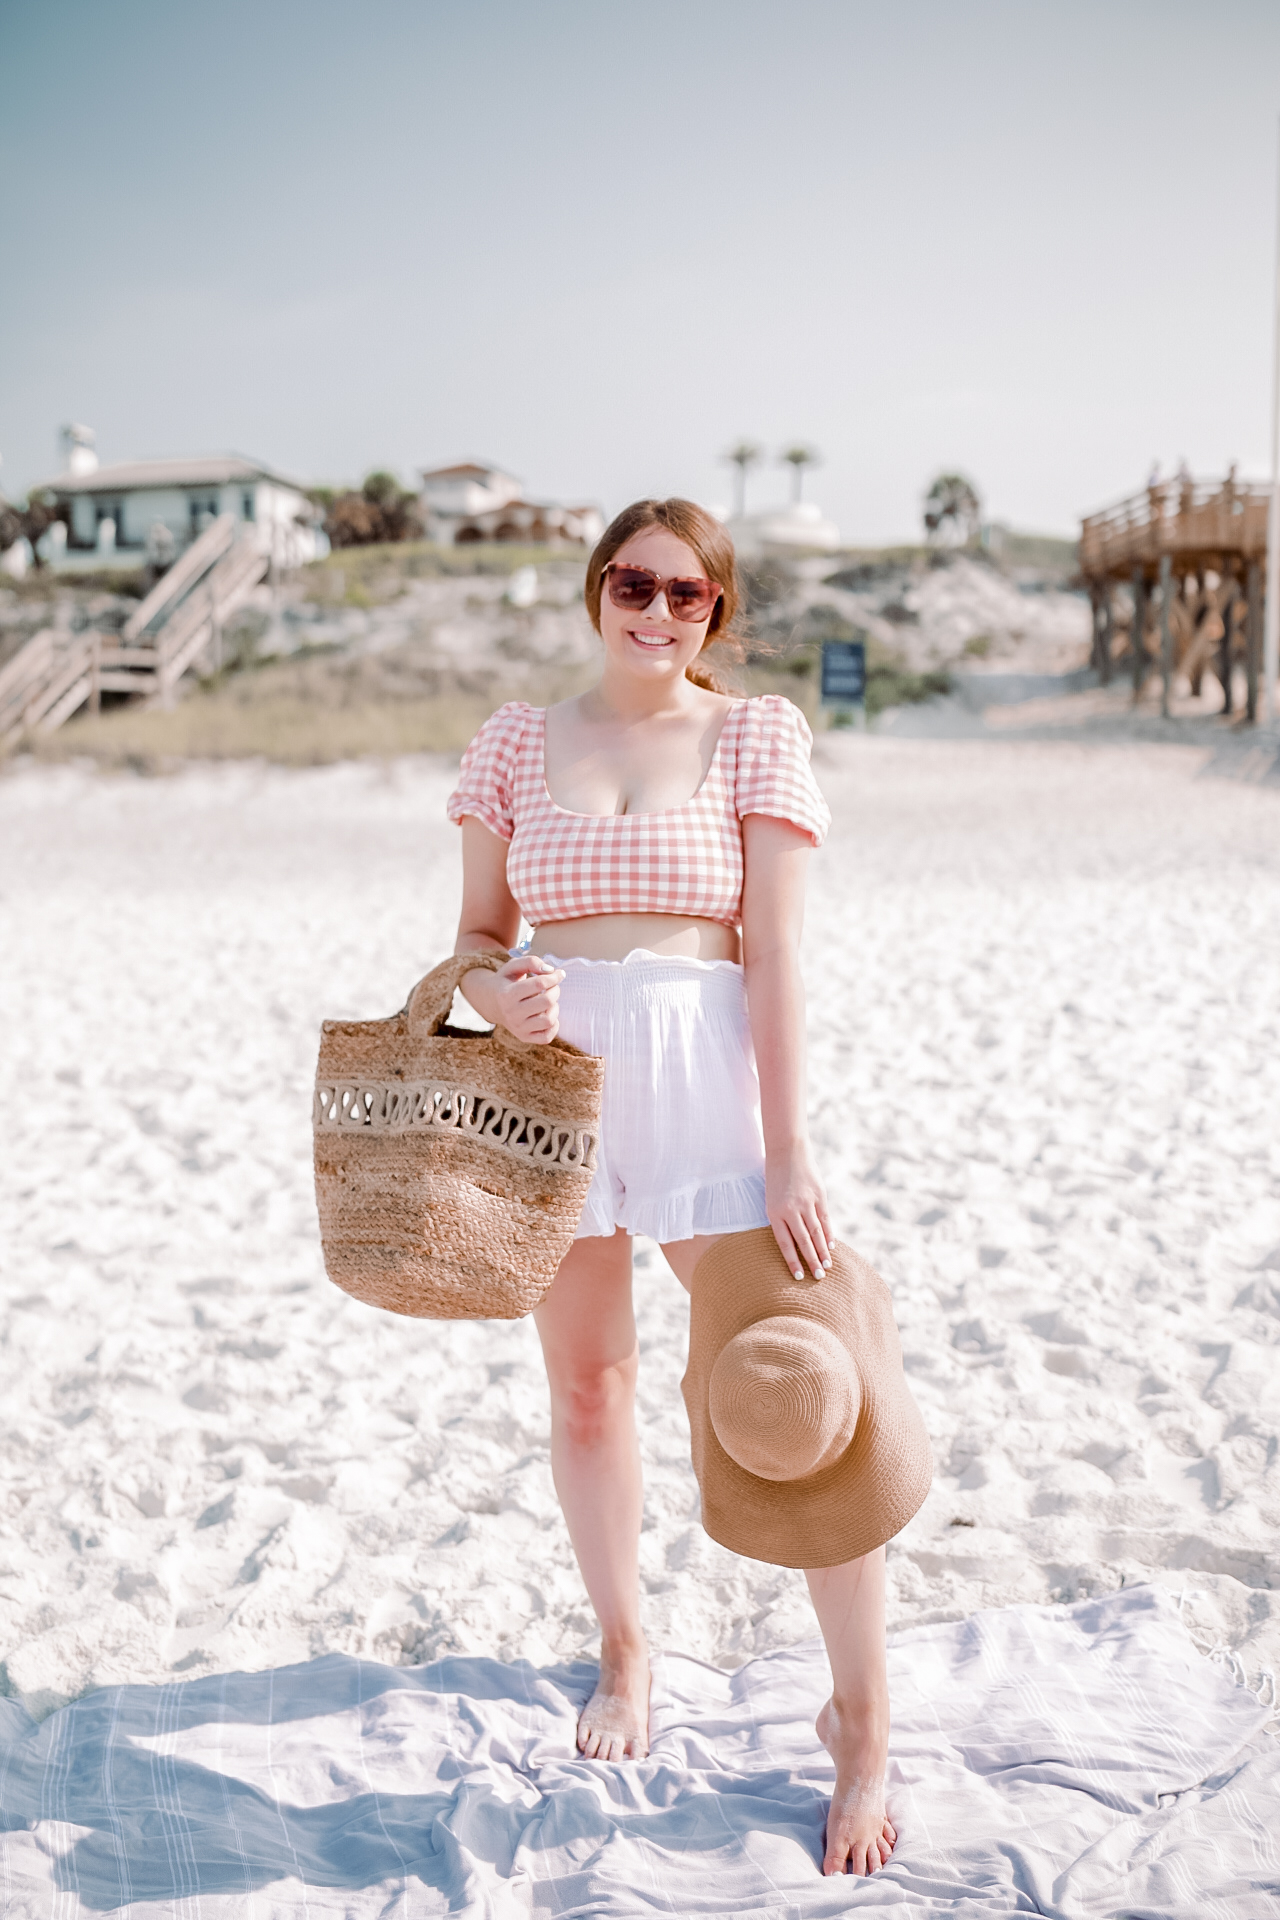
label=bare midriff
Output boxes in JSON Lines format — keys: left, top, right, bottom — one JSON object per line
{"left": 529, "top": 913, "right": 741, "bottom": 965}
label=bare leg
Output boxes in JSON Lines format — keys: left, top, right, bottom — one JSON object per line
{"left": 534, "top": 1229, "right": 650, "bottom": 1760}
{"left": 668, "top": 1235, "right": 896, "bottom": 1875}
{"left": 658, "top": 1233, "right": 725, "bottom": 1294}
{"left": 806, "top": 1551, "right": 895, "bottom": 1876}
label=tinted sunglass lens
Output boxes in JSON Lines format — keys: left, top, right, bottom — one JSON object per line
{"left": 608, "top": 568, "right": 659, "bottom": 609}
{"left": 669, "top": 579, "right": 717, "bottom": 620}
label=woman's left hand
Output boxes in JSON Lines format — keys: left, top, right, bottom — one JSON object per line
{"left": 765, "top": 1144, "right": 833, "bottom": 1281}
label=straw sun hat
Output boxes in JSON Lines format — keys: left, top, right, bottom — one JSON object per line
{"left": 682, "top": 1228, "right": 933, "bottom": 1570}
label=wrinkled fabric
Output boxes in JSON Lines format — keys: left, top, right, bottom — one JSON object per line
{"left": 0, "top": 1587, "right": 1273, "bottom": 1917}
{"left": 549, "top": 952, "right": 771, "bottom": 1245}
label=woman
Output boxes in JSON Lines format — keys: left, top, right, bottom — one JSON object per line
{"left": 447, "top": 499, "right": 895, "bottom": 1878}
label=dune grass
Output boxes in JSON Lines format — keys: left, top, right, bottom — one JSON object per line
{"left": 750, "top": 636, "right": 950, "bottom": 722}
{"left": 15, "top": 648, "right": 946, "bottom": 771}
{"left": 307, "top": 542, "right": 586, "bottom": 608}
{"left": 27, "top": 692, "right": 498, "bottom": 768}
{"left": 20, "top": 648, "right": 597, "bottom": 770}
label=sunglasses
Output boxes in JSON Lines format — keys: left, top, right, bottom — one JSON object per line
{"left": 603, "top": 563, "right": 723, "bottom": 625}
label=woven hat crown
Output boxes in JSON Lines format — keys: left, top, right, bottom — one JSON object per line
{"left": 708, "top": 1314, "right": 860, "bottom": 1482}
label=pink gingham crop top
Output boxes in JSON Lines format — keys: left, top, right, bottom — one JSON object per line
{"left": 447, "top": 695, "right": 830, "bottom": 930}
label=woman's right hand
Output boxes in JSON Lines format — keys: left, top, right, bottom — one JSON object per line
{"left": 490, "top": 955, "right": 564, "bottom": 1043}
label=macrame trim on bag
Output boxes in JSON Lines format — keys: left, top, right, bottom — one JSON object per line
{"left": 314, "top": 1080, "right": 599, "bottom": 1174}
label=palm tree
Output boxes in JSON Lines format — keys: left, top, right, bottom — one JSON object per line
{"left": 923, "top": 472, "right": 982, "bottom": 546}
{"left": 780, "top": 444, "right": 820, "bottom": 503}
{"left": 724, "top": 440, "right": 763, "bottom": 518}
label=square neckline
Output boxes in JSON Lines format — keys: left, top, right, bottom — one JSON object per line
{"left": 537, "top": 700, "right": 745, "bottom": 821}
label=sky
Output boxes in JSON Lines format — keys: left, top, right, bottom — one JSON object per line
{"left": 1, "top": 0, "right": 1278, "bottom": 543}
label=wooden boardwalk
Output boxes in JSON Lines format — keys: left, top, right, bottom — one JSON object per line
{"left": 0, "top": 516, "right": 268, "bottom": 750}
{"left": 1079, "top": 474, "right": 1268, "bottom": 719}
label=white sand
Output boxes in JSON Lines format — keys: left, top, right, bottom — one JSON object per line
{"left": 2, "top": 737, "right": 1278, "bottom": 1723}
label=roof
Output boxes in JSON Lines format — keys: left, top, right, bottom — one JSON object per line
{"left": 35, "top": 454, "right": 308, "bottom": 496}
{"left": 419, "top": 462, "right": 517, "bottom": 483}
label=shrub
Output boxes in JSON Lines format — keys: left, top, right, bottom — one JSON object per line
{"left": 317, "top": 473, "right": 424, "bottom": 548}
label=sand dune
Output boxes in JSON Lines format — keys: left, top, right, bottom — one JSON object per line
{"left": 1, "top": 736, "right": 1277, "bottom": 1724}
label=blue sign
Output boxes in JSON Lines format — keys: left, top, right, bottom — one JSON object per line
{"left": 821, "top": 639, "right": 866, "bottom": 706}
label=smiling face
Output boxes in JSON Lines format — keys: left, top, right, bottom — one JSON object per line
{"left": 597, "top": 526, "right": 722, "bottom": 687}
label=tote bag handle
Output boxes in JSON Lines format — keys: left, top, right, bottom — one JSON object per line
{"left": 406, "top": 950, "right": 590, "bottom": 1061}
{"left": 404, "top": 951, "right": 507, "bottom": 1036}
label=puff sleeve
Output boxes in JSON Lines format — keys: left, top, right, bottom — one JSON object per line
{"left": 734, "top": 695, "right": 831, "bottom": 847}
{"left": 446, "top": 701, "right": 530, "bottom": 841}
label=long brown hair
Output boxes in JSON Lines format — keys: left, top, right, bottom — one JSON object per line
{"left": 584, "top": 498, "right": 744, "bottom": 692}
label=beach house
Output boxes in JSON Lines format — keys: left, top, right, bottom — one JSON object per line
{"left": 419, "top": 461, "right": 603, "bottom": 549}
{"left": 36, "top": 433, "right": 325, "bottom": 571}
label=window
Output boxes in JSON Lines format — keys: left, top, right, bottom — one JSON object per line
{"left": 242, "top": 490, "right": 255, "bottom": 522}
{"left": 188, "top": 495, "right": 219, "bottom": 538}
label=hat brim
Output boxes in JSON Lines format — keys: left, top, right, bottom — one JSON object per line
{"left": 681, "top": 1229, "right": 933, "bottom": 1570}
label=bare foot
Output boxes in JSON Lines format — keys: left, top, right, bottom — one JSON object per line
{"left": 577, "top": 1641, "right": 651, "bottom": 1761}
{"left": 815, "top": 1696, "right": 896, "bottom": 1876}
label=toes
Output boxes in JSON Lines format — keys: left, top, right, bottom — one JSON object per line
{"left": 824, "top": 1824, "right": 895, "bottom": 1877}
{"left": 821, "top": 1835, "right": 848, "bottom": 1876}
{"left": 576, "top": 1691, "right": 651, "bottom": 1765}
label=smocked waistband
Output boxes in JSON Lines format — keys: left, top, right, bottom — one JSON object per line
{"left": 543, "top": 950, "right": 747, "bottom": 1008}
{"left": 542, "top": 949, "right": 742, "bottom": 973}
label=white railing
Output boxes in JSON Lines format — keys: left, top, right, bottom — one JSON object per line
{"left": 1, "top": 523, "right": 270, "bottom": 747}
{"left": 121, "top": 514, "right": 237, "bottom": 642}
{"left": 0, "top": 629, "right": 102, "bottom": 746}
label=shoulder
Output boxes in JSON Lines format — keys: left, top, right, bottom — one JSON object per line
{"left": 468, "top": 700, "right": 538, "bottom": 751}
{"left": 734, "top": 693, "right": 815, "bottom": 754}
{"left": 458, "top": 701, "right": 540, "bottom": 774}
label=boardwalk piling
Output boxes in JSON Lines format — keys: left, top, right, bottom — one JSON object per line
{"left": 1218, "top": 575, "right": 1237, "bottom": 716}
{"left": 1131, "top": 566, "right": 1147, "bottom": 697}
{"left": 1247, "top": 560, "right": 1262, "bottom": 722}
{"left": 1159, "top": 554, "right": 1173, "bottom": 718}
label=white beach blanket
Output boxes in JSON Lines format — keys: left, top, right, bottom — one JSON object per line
{"left": 0, "top": 1586, "right": 1273, "bottom": 1918}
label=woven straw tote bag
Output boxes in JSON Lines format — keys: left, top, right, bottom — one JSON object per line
{"left": 313, "top": 952, "right": 604, "bottom": 1319}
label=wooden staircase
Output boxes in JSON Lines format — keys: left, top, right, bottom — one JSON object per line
{"left": 0, "top": 514, "right": 270, "bottom": 749}
{"left": 0, "top": 629, "right": 103, "bottom": 743}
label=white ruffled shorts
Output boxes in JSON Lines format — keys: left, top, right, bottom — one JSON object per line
{"left": 544, "top": 950, "right": 770, "bottom": 1245}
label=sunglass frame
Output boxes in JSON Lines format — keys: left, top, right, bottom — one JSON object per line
{"left": 603, "top": 562, "right": 723, "bottom": 625}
